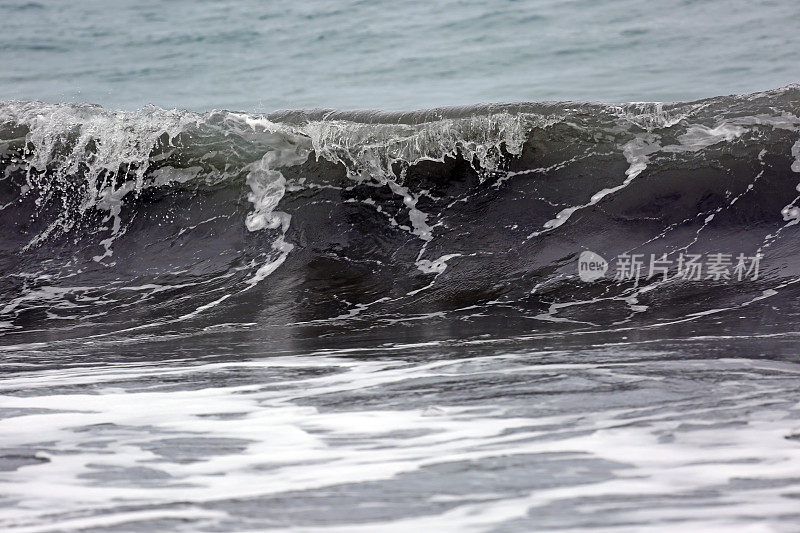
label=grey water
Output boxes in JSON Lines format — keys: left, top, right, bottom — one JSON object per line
{"left": 2, "top": 1, "right": 800, "bottom": 532}
{"left": 1, "top": 0, "right": 799, "bottom": 111}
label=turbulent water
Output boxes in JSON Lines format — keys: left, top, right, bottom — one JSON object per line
{"left": 2, "top": 85, "right": 800, "bottom": 531}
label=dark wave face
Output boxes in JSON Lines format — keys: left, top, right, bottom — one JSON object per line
{"left": 1, "top": 86, "right": 800, "bottom": 347}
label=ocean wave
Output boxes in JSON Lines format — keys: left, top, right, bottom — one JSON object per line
{"left": 1, "top": 85, "right": 800, "bottom": 342}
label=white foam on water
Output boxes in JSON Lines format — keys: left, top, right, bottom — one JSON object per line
{"left": 415, "top": 254, "right": 461, "bottom": 275}
{"left": 0, "top": 103, "right": 198, "bottom": 253}
{"left": 792, "top": 139, "right": 800, "bottom": 174}
{"left": 303, "top": 113, "right": 529, "bottom": 180}
{"left": 1, "top": 353, "right": 799, "bottom": 531}
{"left": 242, "top": 137, "right": 311, "bottom": 232}
{"left": 527, "top": 133, "right": 661, "bottom": 239}
{"left": 672, "top": 123, "right": 746, "bottom": 151}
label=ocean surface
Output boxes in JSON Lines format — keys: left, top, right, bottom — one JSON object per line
{"left": 2, "top": 1, "right": 800, "bottom": 532}
{"left": 1, "top": 0, "right": 800, "bottom": 111}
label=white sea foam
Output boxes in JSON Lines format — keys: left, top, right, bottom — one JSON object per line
{"left": 1, "top": 351, "right": 799, "bottom": 531}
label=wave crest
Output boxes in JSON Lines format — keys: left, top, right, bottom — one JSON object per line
{"left": 2, "top": 86, "right": 800, "bottom": 341}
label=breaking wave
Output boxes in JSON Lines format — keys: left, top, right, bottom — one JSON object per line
{"left": 2, "top": 86, "right": 800, "bottom": 343}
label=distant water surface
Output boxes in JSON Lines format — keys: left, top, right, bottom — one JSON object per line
{"left": 1, "top": 0, "right": 799, "bottom": 111}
